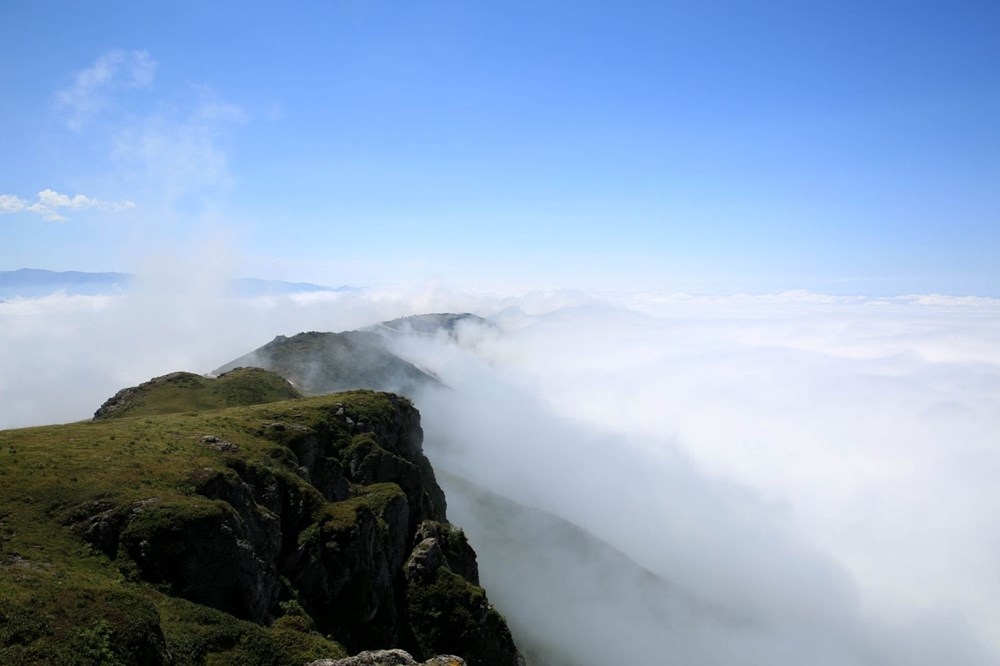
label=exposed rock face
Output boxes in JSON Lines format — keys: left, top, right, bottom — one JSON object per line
{"left": 64, "top": 390, "right": 521, "bottom": 665}
{"left": 403, "top": 525, "right": 525, "bottom": 666}
{"left": 309, "top": 649, "right": 466, "bottom": 666}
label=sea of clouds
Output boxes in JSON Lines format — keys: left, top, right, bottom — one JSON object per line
{"left": 2, "top": 282, "right": 999, "bottom": 664}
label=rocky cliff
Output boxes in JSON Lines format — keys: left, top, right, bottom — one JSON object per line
{"left": 0, "top": 388, "right": 522, "bottom": 665}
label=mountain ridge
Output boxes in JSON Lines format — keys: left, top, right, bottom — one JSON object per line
{"left": 93, "top": 367, "right": 303, "bottom": 420}
{"left": 0, "top": 268, "right": 349, "bottom": 299}
{"left": 0, "top": 383, "right": 523, "bottom": 665}
{"left": 213, "top": 331, "right": 441, "bottom": 398}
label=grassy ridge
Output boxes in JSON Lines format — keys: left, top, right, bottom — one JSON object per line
{"left": 0, "top": 391, "right": 409, "bottom": 665}
{"left": 93, "top": 368, "right": 302, "bottom": 420}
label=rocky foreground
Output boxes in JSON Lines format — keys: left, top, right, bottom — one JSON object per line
{"left": 309, "top": 648, "right": 465, "bottom": 665}
{"left": 0, "top": 383, "right": 523, "bottom": 665}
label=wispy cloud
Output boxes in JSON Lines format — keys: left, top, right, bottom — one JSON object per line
{"left": 0, "top": 194, "right": 28, "bottom": 214}
{"left": 55, "top": 50, "right": 157, "bottom": 129}
{"left": 0, "top": 189, "right": 134, "bottom": 221}
{"left": 111, "top": 94, "right": 245, "bottom": 202}
{"left": 50, "top": 51, "right": 244, "bottom": 209}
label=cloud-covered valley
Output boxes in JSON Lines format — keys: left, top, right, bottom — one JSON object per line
{"left": 2, "top": 285, "right": 999, "bottom": 664}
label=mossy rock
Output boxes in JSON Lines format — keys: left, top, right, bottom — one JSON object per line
{"left": 405, "top": 568, "right": 520, "bottom": 666}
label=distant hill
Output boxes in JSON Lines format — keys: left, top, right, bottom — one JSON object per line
{"left": 228, "top": 277, "right": 358, "bottom": 298}
{"left": 0, "top": 268, "right": 348, "bottom": 299}
{"left": 0, "top": 268, "right": 132, "bottom": 298}
{"left": 213, "top": 330, "right": 440, "bottom": 397}
{"left": 93, "top": 367, "right": 302, "bottom": 420}
{"left": 371, "top": 313, "right": 489, "bottom": 337}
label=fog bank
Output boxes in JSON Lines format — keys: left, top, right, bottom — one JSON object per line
{"left": 390, "top": 293, "right": 1000, "bottom": 664}
{"left": 2, "top": 285, "right": 999, "bottom": 663}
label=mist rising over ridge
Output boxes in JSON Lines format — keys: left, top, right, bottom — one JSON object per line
{"left": 385, "top": 296, "right": 1000, "bottom": 665}
{"left": 213, "top": 330, "right": 440, "bottom": 397}
{"left": 2, "top": 282, "right": 999, "bottom": 663}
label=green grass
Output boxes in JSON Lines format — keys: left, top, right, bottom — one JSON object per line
{"left": 0, "top": 390, "right": 421, "bottom": 664}
{"left": 321, "top": 482, "right": 407, "bottom": 532}
{"left": 406, "top": 567, "right": 487, "bottom": 657}
{"left": 93, "top": 368, "right": 302, "bottom": 420}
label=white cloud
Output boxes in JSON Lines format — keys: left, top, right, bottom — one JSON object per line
{"left": 55, "top": 50, "right": 157, "bottom": 129}
{"left": 109, "top": 86, "right": 247, "bottom": 203}
{"left": 0, "top": 189, "right": 134, "bottom": 221}
{"left": 0, "top": 194, "right": 27, "bottom": 213}
{"left": 44, "top": 52, "right": 246, "bottom": 233}
{"left": 1, "top": 284, "right": 999, "bottom": 663}
{"left": 0, "top": 280, "right": 484, "bottom": 429}
{"left": 112, "top": 111, "right": 234, "bottom": 199}
{"left": 388, "top": 292, "right": 1000, "bottom": 663}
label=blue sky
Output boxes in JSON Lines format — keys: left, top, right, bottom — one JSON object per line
{"left": 1, "top": 1, "right": 998, "bottom": 294}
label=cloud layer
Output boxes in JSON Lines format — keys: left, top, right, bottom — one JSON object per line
{"left": 391, "top": 292, "right": 1000, "bottom": 663}
{"left": 1, "top": 285, "right": 998, "bottom": 663}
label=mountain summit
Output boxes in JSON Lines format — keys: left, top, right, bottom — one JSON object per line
{"left": 214, "top": 331, "right": 439, "bottom": 397}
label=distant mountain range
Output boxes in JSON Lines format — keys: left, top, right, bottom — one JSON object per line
{"left": 0, "top": 268, "right": 132, "bottom": 298}
{"left": 0, "top": 268, "right": 351, "bottom": 299}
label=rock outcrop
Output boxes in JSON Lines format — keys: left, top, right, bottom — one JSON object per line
{"left": 51, "top": 388, "right": 522, "bottom": 664}
{"left": 403, "top": 523, "right": 524, "bottom": 666}
{"left": 309, "top": 649, "right": 465, "bottom": 666}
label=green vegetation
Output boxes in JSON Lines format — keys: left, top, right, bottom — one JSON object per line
{"left": 93, "top": 368, "right": 302, "bottom": 420}
{"left": 158, "top": 596, "right": 344, "bottom": 666}
{"left": 0, "top": 586, "right": 169, "bottom": 665}
{"left": 323, "top": 483, "right": 406, "bottom": 532}
{"left": 404, "top": 547, "right": 522, "bottom": 666}
{"left": 407, "top": 567, "right": 487, "bottom": 643}
{"left": 405, "top": 567, "right": 505, "bottom": 666}
{"left": 0, "top": 390, "right": 427, "bottom": 664}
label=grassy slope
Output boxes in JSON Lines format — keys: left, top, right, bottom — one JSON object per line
{"left": 93, "top": 368, "right": 303, "bottom": 420}
{"left": 0, "top": 391, "right": 408, "bottom": 665}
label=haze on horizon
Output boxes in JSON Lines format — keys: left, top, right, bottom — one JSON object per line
{"left": 2, "top": 1, "right": 1000, "bottom": 664}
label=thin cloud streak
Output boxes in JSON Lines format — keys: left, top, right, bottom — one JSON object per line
{"left": 55, "top": 49, "right": 157, "bottom": 129}
{"left": 0, "top": 189, "right": 135, "bottom": 221}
